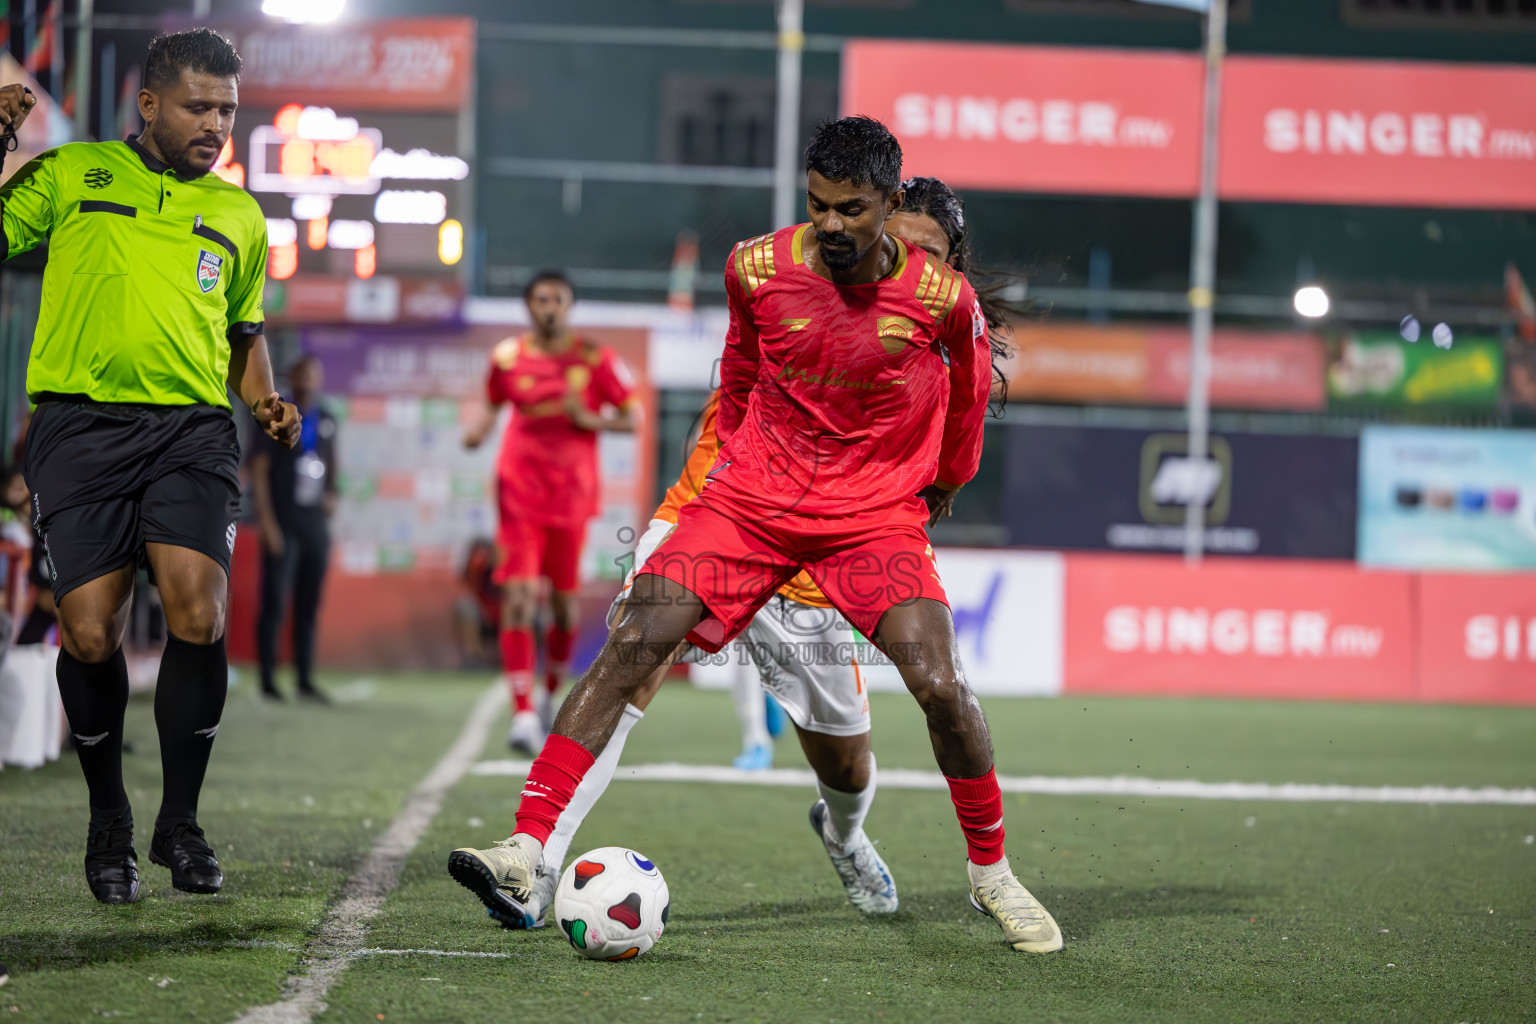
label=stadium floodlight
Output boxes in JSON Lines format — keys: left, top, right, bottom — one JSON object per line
{"left": 1293, "top": 285, "right": 1330, "bottom": 319}
{"left": 438, "top": 220, "right": 464, "bottom": 265}
{"left": 261, "top": 0, "right": 345, "bottom": 23}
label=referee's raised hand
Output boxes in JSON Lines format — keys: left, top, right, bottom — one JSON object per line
{"left": 254, "top": 392, "right": 302, "bottom": 449}
{"left": 0, "top": 84, "right": 36, "bottom": 135}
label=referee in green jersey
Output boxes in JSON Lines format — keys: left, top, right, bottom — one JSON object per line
{"left": 0, "top": 29, "right": 299, "bottom": 904}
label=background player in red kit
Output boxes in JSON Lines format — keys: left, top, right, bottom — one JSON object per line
{"left": 450, "top": 119, "right": 1063, "bottom": 954}
{"left": 464, "top": 271, "right": 638, "bottom": 752}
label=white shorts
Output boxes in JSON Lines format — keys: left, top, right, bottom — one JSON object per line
{"left": 738, "top": 594, "right": 871, "bottom": 737}
{"left": 610, "top": 519, "right": 872, "bottom": 736}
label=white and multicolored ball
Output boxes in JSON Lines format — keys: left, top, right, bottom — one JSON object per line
{"left": 553, "top": 846, "right": 670, "bottom": 961}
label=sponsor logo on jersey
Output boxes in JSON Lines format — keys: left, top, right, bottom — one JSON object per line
{"left": 197, "top": 249, "right": 224, "bottom": 293}
{"left": 778, "top": 363, "right": 900, "bottom": 391}
{"left": 84, "top": 168, "right": 113, "bottom": 189}
{"left": 225, "top": 522, "right": 238, "bottom": 553}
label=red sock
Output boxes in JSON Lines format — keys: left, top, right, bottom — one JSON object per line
{"left": 946, "top": 769, "right": 1006, "bottom": 865}
{"left": 545, "top": 624, "right": 575, "bottom": 694}
{"left": 514, "top": 733, "right": 595, "bottom": 843}
{"left": 500, "top": 628, "right": 534, "bottom": 714}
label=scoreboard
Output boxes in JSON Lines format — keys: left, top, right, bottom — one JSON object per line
{"left": 196, "top": 17, "right": 475, "bottom": 318}
{"left": 215, "top": 102, "right": 467, "bottom": 281}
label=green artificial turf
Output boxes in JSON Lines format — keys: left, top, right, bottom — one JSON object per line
{"left": 0, "top": 673, "right": 487, "bottom": 1022}
{"left": 2, "top": 676, "right": 1533, "bottom": 1024}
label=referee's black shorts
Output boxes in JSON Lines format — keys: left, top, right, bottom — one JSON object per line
{"left": 23, "top": 399, "right": 242, "bottom": 602}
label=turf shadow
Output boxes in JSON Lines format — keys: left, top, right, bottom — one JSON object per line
{"left": 688, "top": 894, "right": 872, "bottom": 932}
{"left": 1028, "top": 884, "right": 1260, "bottom": 941}
{"left": 1, "top": 917, "right": 298, "bottom": 972}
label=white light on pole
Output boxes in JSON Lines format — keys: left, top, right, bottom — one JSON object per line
{"left": 261, "top": 0, "right": 345, "bottom": 24}
{"left": 1294, "top": 285, "right": 1330, "bottom": 318}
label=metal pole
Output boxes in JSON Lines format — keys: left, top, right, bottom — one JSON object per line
{"left": 72, "top": 0, "right": 92, "bottom": 140}
{"left": 771, "top": 0, "right": 804, "bottom": 230}
{"left": 1182, "top": 0, "right": 1227, "bottom": 564}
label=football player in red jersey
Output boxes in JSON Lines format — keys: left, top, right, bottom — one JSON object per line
{"left": 463, "top": 271, "right": 638, "bottom": 753}
{"left": 450, "top": 119, "right": 1062, "bottom": 954}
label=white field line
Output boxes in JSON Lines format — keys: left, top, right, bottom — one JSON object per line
{"left": 231, "top": 684, "right": 503, "bottom": 1024}
{"left": 348, "top": 948, "right": 520, "bottom": 959}
{"left": 469, "top": 759, "right": 1536, "bottom": 806}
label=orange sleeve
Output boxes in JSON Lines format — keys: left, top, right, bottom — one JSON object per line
{"left": 652, "top": 391, "right": 722, "bottom": 524}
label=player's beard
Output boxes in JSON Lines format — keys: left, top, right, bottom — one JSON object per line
{"left": 151, "top": 120, "right": 219, "bottom": 179}
{"left": 815, "top": 229, "right": 865, "bottom": 271}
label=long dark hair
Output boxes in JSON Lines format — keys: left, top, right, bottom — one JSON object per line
{"left": 898, "top": 176, "right": 1020, "bottom": 416}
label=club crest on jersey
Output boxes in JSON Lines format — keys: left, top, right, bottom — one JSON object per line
{"left": 876, "top": 316, "right": 918, "bottom": 355}
{"left": 197, "top": 249, "right": 223, "bottom": 293}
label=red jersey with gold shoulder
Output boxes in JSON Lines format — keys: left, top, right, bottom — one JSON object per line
{"left": 486, "top": 334, "right": 636, "bottom": 527}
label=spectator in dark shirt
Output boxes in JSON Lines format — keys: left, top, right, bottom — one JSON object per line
{"left": 249, "top": 356, "right": 337, "bottom": 702}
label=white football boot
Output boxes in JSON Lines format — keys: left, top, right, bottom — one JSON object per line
{"left": 447, "top": 835, "right": 543, "bottom": 929}
{"left": 526, "top": 863, "right": 559, "bottom": 928}
{"left": 507, "top": 710, "right": 544, "bottom": 757}
{"left": 968, "top": 858, "right": 1063, "bottom": 953}
{"left": 809, "top": 799, "right": 898, "bottom": 914}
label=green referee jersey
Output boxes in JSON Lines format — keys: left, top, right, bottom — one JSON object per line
{"left": 0, "top": 136, "right": 268, "bottom": 409}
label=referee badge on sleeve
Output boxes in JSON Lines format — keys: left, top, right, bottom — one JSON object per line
{"left": 197, "top": 249, "right": 224, "bottom": 293}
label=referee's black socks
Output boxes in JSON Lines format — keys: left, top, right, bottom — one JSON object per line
{"left": 154, "top": 633, "right": 229, "bottom": 828}
{"left": 56, "top": 647, "right": 132, "bottom": 813}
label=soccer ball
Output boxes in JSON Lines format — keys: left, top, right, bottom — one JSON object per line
{"left": 553, "top": 846, "right": 670, "bottom": 961}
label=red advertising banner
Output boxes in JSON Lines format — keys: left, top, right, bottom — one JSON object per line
{"left": 1219, "top": 56, "right": 1536, "bottom": 209}
{"left": 1145, "top": 329, "right": 1326, "bottom": 410}
{"left": 1417, "top": 574, "right": 1536, "bottom": 705}
{"left": 843, "top": 41, "right": 1536, "bottom": 209}
{"left": 216, "top": 18, "right": 474, "bottom": 112}
{"left": 841, "top": 40, "right": 1203, "bottom": 198}
{"left": 1007, "top": 326, "right": 1325, "bottom": 410}
{"left": 1064, "top": 554, "right": 1416, "bottom": 701}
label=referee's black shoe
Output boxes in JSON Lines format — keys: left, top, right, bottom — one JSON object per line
{"left": 85, "top": 809, "right": 140, "bottom": 904}
{"left": 150, "top": 820, "right": 224, "bottom": 894}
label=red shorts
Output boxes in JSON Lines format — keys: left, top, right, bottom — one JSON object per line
{"left": 495, "top": 517, "right": 585, "bottom": 590}
{"left": 637, "top": 493, "right": 949, "bottom": 653}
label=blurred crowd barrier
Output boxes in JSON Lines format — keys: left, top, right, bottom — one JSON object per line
{"left": 690, "top": 548, "right": 1536, "bottom": 706}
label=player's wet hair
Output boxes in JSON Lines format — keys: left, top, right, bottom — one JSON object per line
{"left": 524, "top": 270, "right": 574, "bottom": 302}
{"left": 144, "top": 28, "right": 243, "bottom": 90}
{"left": 805, "top": 116, "right": 903, "bottom": 197}
{"left": 899, "top": 175, "right": 1023, "bottom": 417}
